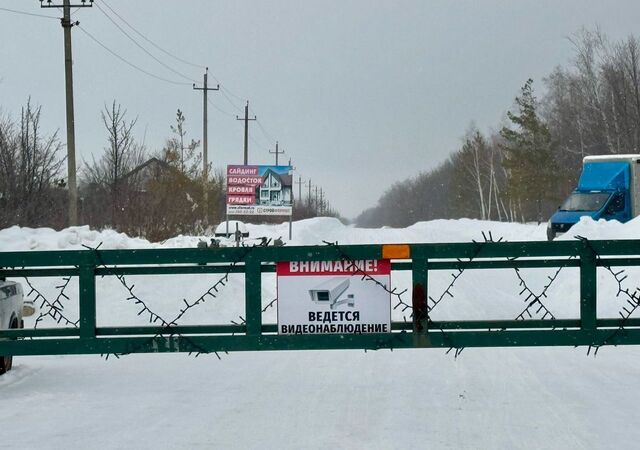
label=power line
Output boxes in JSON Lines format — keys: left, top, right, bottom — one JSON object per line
{"left": 94, "top": 1, "right": 197, "bottom": 84}
{"left": 207, "top": 98, "right": 236, "bottom": 118}
{"left": 219, "top": 88, "right": 244, "bottom": 113}
{"left": 94, "top": 0, "right": 285, "bottom": 161}
{"left": 99, "top": 0, "right": 206, "bottom": 70}
{"left": 249, "top": 134, "right": 268, "bottom": 152}
{"left": 220, "top": 84, "right": 247, "bottom": 104}
{"left": 77, "top": 24, "right": 191, "bottom": 86}
{"left": 256, "top": 118, "right": 276, "bottom": 143}
{"left": 248, "top": 104, "right": 276, "bottom": 143}
{"left": 97, "top": 0, "right": 260, "bottom": 136}
{"left": 0, "top": 6, "right": 58, "bottom": 19}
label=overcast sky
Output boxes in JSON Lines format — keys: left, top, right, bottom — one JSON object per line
{"left": 1, "top": 0, "right": 639, "bottom": 219}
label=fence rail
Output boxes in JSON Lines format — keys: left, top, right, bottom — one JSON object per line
{"left": 1, "top": 238, "right": 640, "bottom": 357}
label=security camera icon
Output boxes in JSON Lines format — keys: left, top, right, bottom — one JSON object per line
{"left": 309, "top": 277, "right": 355, "bottom": 310}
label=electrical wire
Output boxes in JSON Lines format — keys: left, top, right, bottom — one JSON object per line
{"left": 99, "top": 0, "right": 206, "bottom": 70}
{"left": 219, "top": 88, "right": 244, "bottom": 113}
{"left": 207, "top": 98, "right": 236, "bottom": 118}
{"left": 77, "top": 24, "right": 191, "bottom": 86}
{"left": 95, "top": 0, "right": 282, "bottom": 155}
{"left": 256, "top": 118, "right": 276, "bottom": 143}
{"left": 94, "top": 1, "right": 197, "bottom": 84}
{"left": 97, "top": 0, "right": 255, "bottom": 128}
{"left": 220, "top": 85, "right": 246, "bottom": 103}
{"left": 0, "top": 6, "right": 58, "bottom": 19}
{"left": 249, "top": 134, "right": 269, "bottom": 152}
{"left": 6, "top": 0, "right": 297, "bottom": 178}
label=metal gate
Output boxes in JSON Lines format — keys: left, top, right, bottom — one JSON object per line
{"left": 1, "top": 238, "right": 639, "bottom": 357}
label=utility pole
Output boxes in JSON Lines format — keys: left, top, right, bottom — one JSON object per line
{"left": 308, "top": 179, "right": 312, "bottom": 208}
{"left": 320, "top": 188, "right": 324, "bottom": 215}
{"left": 236, "top": 101, "right": 256, "bottom": 165}
{"left": 193, "top": 68, "right": 219, "bottom": 226}
{"left": 41, "top": 0, "right": 93, "bottom": 226}
{"left": 295, "top": 176, "right": 306, "bottom": 204}
{"left": 269, "top": 141, "right": 285, "bottom": 166}
{"left": 315, "top": 186, "right": 318, "bottom": 213}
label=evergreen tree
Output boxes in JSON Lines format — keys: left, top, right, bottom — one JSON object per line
{"left": 500, "top": 79, "right": 559, "bottom": 222}
{"left": 162, "top": 109, "right": 201, "bottom": 177}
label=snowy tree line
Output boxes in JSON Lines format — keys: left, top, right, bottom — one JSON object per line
{"left": 80, "top": 105, "right": 228, "bottom": 241}
{"left": 0, "top": 101, "right": 227, "bottom": 240}
{"left": 0, "top": 99, "right": 339, "bottom": 240}
{"left": 357, "top": 29, "right": 640, "bottom": 227}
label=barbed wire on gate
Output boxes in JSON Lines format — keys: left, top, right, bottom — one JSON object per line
{"left": 511, "top": 258, "right": 575, "bottom": 322}
{"left": 322, "top": 231, "right": 575, "bottom": 358}
{"left": 262, "top": 297, "right": 277, "bottom": 313}
{"left": 231, "top": 296, "right": 278, "bottom": 333}
{"left": 23, "top": 275, "right": 78, "bottom": 329}
{"left": 321, "top": 233, "right": 500, "bottom": 356}
{"left": 319, "top": 240, "right": 410, "bottom": 351}
{"left": 16, "top": 233, "right": 640, "bottom": 358}
{"left": 575, "top": 236, "right": 640, "bottom": 356}
{"left": 321, "top": 239, "right": 409, "bottom": 309}
{"left": 83, "top": 242, "right": 256, "bottom": 359}
{"left": 322, "top": 234, "right": 503, "bottom": 357}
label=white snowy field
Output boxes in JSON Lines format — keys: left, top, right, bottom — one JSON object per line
{"left": 1, "top": 216, "right": 640, "bottom": 449}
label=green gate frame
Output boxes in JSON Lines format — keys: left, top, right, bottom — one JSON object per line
{"left": 1, "top": 239, "right": 640, "bottom": 356}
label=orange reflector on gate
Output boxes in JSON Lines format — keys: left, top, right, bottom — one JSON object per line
{"left": 382, "top": 244, "right": 411, "bottom": 260}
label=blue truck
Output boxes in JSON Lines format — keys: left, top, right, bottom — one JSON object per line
{"left": 547, "top": 155, "right": 640, "bottom": 240}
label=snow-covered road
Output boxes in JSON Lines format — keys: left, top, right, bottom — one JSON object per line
{"left": 1, "top": 217, "right": 640, "bottom": 449}
{"left": 3, "top": 348, "right": 640, "bottom": 449}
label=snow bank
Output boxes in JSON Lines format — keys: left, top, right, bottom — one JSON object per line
{"left": 2, "top": 217, "right": 640, "bottom": 449}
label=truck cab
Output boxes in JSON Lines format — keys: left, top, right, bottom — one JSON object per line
{"left": 548, "top": 155, "right": 640, "bottom": 240}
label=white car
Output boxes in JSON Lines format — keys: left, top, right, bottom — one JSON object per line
{"left": 0, "top": 279, "right": 32, "bottom": 375}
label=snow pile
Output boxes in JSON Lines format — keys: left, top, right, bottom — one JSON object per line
{"left": 1, "top": 217, "right": 640, "bottom": 449}
{"left": 0, "top": 225, "right": 154, "bottom": 252}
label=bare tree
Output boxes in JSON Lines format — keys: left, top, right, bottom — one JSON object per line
{"left": 82, "top": 101, "right": 146, "bottom": 226}
{"left": 0, "top": 100, "right": 65, "bottom": 228}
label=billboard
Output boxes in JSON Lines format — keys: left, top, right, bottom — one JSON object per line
{"left": 226, "top": 165, "right": 293, "bottom": 216}
{"left": 277, "top": 260, "right": 392, "bottom": 335}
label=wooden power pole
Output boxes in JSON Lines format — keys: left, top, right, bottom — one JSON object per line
{"left": 236, "top": 101, "right": 256, "bottom": 165}
{"left": 41, "top": 0, "right": 94, "bottom": 226}
{"left": 269, "top": 141, "right": 285, "bottom": 166}
{"left": 193, "top": 68, "right": 219, "bottom": 226}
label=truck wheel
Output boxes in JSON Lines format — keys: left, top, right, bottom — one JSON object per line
{"left": 547, "top": 227, "right": 556, "bottom": 241}
{"left": 0, "top": 319, "right": 17, "bottom": 375}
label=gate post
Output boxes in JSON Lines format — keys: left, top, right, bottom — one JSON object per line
{"left": 79, "top": 264, "right": 96, "bottom": 339}
{"left": 411, "top": 247, "right": 429, "bottom": 347}
{"left": 244, "top": 255, "right": 262, "bottom": 336}
{"left": 580, "top": 242, "right": 597, "bottom": 335}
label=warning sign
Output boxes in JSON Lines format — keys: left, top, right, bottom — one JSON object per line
{"left": 277, "top": 260, "right": 391, "bottom": 335}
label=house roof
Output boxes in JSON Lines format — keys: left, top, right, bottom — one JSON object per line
{"left": 262, "top": 168, "right": 292, "bottom": 186}
{"left": 122, "top": 157, "right": 175, "bottom": 180}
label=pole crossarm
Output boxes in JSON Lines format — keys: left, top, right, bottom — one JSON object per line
{"left": 269, "top": 141, "right": 285, "bottom": 165}
{"left": 40, "top": 0, "right": 93, "bottom": 7}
